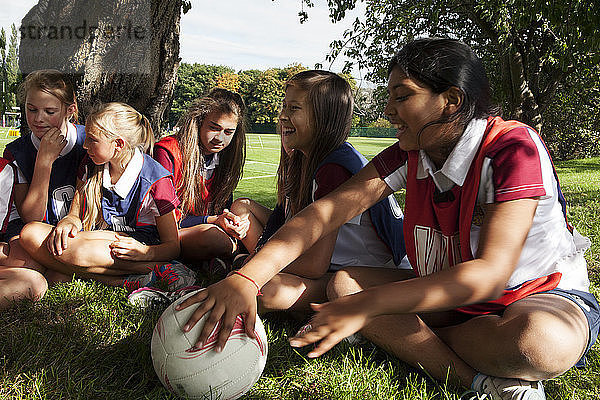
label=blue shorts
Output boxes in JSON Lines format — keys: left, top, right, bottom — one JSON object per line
{"left": 541, "top": 288, "right": 600, "bottom": 368}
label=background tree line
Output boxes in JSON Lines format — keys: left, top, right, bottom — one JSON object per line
{"left": 168, "top": 62, "right": 382, "bottom": 130}
{"left": 0, "top": 24, "right": 20, "bottom": 117}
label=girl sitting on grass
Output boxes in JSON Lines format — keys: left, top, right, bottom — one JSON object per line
{"left": 153, "top": 88, "right": 249, "bottom": 263}
{"left": 177, "top": 39, "right": 599, "bottom": 400}
{"left": 19, "top": 102, "right": 195, "bottom": 292}
{"left": 216, "top": 70, "right": 409, "bottom": 314}
{"left": 0, "top": 69, "right": 84, "bottom": 307}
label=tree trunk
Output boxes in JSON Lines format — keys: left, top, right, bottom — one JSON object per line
{"left": 18, "top": 0, "right": 182, "bottom": 136}
{"left": 500, "top": 44, "right": 543, "bottom": 134}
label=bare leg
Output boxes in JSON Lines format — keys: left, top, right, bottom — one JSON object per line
{"left": 179, "top": 224, "right": 238, "bottom": 261}
{"left": 258, "top": 272, "right": 332, "bottom": 314}
{"left": 327, "top": 267, "right": 476, "bottom": 387}
{"left": 20, "top": 222, "right": 157, "bottom": 278}
{"left": 230, "top": 198, "right": 272, "bottom": 253}
{"left": 0, "top": 266, "right": 48, "bottom": 310}
{"left": 435, "top": 293, "right": 589, "bottom": 380}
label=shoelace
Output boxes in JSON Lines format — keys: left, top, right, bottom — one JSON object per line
{"left": 123, "top": 279, "right": 141, "bottom": 292}
{"left": 153, "top": 263, "right": 179, "bottom": 285}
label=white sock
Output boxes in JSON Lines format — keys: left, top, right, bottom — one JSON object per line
{"left": 471, "top": 372, "right": 488, "bottom": 391}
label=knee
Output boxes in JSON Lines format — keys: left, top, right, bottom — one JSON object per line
{"left": 502, "top": 313, "right": 585, "bottom": 379}
{"left": 19, "top": 222, "right": 49, "bottom": 252}
{"left": 230, "top": 198, "right": 252, "bottom": 216}
{"left": 327, "top": 268, "right": 360, "bottom": 300}
{"left": 13, "top": 268, "right": 48, "bottom": 301}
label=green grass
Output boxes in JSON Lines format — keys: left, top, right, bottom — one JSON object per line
{"left": 0, "top": 134, "right": 598, "bottom": 399}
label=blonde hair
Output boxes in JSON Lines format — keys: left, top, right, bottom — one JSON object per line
{"left": 20, "top": 69, "right": 79, "bottom": 123}
{"left": 175, "top": 88, "right": 246, "bottom": 216}
{"left": 80, "top": 102, "right": 154, "bottom": 230}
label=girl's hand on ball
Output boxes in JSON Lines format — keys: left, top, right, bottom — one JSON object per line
{"left": 289, "top": 293, "right": 373, "bottom": 358}
{"left": 176, "top": 274, "right": 258, "bottom": 352}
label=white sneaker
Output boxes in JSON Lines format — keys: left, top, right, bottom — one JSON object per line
{"left": 472, "top": 373, "right": 546, "bottom": 400}
{"left": 123, "top": 261, "right": 197, "bottom": 292}
{"left": 127, "top": 285, "right": 202, "bottom": 308}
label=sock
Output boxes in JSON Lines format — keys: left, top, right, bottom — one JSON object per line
{"left": 471, "top": 372, "right": 488, "bottom": 391}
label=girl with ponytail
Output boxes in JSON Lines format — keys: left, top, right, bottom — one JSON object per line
{"left": 20, "top": 103, "right": 196, "bottom": 291}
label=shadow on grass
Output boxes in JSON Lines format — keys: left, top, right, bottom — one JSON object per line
{"left": 0, "top": 291, "right": 176, "bottom": 400}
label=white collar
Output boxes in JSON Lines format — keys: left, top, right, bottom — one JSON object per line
{"left": 416, "top": 118, "right": 488, "bottom": 192}
{"left": 30, "top": 122, "right": 77, "bottom": 157}
{"left": 205, "top": 153, "right": 219, "bottom": 171}
{"left": 102, "top": 148, "right": 144, "bottom": 198}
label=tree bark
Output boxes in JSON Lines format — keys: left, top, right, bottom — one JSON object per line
{"left": 18, "top": 0, "right": 182, "bottom": 136}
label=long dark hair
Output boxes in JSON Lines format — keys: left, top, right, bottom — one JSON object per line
{"left": 389, "top": 38, "right": 500, "bottom": 145}
{"left": 278, "top": 70, "right": 354, "bottom": 215}
{"left": 175, "top": 88, "right": 246, "bottom": 215}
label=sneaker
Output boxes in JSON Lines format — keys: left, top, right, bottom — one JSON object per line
{"left": 127, "top": 285, "right": 203, "bottom": 308}
{"left": 123, "top": 261, "right": 197, "bottom": 292}
{"left": 472, "top": 373, "right": 545, "bottom": 400}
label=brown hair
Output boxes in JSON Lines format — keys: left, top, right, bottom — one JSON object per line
{"left": 20, "top": 69, "right": 79, "bottom": 123}
{"left": 80, "top": 102, "right": 154, "bottom": 230}
{"left": 175, "top": 88, "right": 246, "bottom": 216}
{"left": 278, "top": 70, "right": 354, "bottom": 215}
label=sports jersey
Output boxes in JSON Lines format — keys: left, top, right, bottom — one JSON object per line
{"left": 81, "top": 149, "right": 180, "bottom": 244}
{"left": 315, "top": 142, "right": 407, "bottom": 269}
{"left": 154, "top": 136, "right": 231, "bottom": 226}
{"left": 259, "top": 142, "right": 408, "bottom": 269}
{"left": 0, "top": 158, "right": 19, "bottom": 241}
{"left": 372, "top": 117, "right": 592, "bottom": 314}
{"left": 3, "top": 123, "right": 86, "bottom": 226}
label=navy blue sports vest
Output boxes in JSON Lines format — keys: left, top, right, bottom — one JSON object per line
{"left": 95, "top": 153, "right": 172, "bottom": 245}
{"left": 316, "top": 142, "right": 407, "bottom": 266}
{"left": 4, "top": 125, "right": 86, "bottom": 225}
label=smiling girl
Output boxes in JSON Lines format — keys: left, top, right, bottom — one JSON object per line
{"left": 175, "top": 40, "right": 598, "bottom": 400}
{"left": 152, "top": 88, "right": 248, "bottom": 262}
{"left": 219, "top": 70, "right": 409, "bottom": 314}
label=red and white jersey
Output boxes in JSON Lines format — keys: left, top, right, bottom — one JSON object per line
{"left": 373, "top": 117, "right": 590, "bottom": 313}
{"left": 0, "top": 158, "right": 19, "bottom": 236}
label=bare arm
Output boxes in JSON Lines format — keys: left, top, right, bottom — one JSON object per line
{"left": 15, "top": 128, "right": 67, "bottom": 222}
{"left": 291, "top": 198, "right": 538, "bottom": 357}
{"left": 48, "top": 188, "right": 83, "bottom": 255}
{"left": 110, "top": 210, "right": 180, "bottom": 262}
{"left": 281, "top": 229, "right": 339, "bottom": 279}
{"left": 176, "top": 162, "right": 392, "bottom": 350}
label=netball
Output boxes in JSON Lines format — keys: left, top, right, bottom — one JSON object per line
{"left": 151, "top": 289, "right": 268, "bottom": 400}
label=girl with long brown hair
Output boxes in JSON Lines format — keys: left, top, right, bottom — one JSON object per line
{"left": 153, "top": 88, "right": 248, "bottom": 262}
{"left": 226, "top": 70, "right": 409, "bottom": 314}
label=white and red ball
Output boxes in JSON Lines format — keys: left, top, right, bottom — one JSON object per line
{"left": 151, "top": 289, "right": 268, "bottom": 400}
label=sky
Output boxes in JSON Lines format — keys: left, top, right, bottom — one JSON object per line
{"left": 0, "top": 0, "right": 370, "bottom": 84}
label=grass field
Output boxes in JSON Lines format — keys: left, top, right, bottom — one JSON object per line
{"left": 0, "top": 133, "right": 599, "bottom": 399}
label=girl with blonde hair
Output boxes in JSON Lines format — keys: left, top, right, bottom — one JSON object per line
{"left": 20, "top": 102, "right": 195, "bottom": 291}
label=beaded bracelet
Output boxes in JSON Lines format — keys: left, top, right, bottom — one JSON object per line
{"left": 232, "top": 271, "right": 263, "bottom": 296}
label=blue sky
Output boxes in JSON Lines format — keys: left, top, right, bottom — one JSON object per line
{"left": 1, "top": 0, "right": 369, "bottom": 82}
